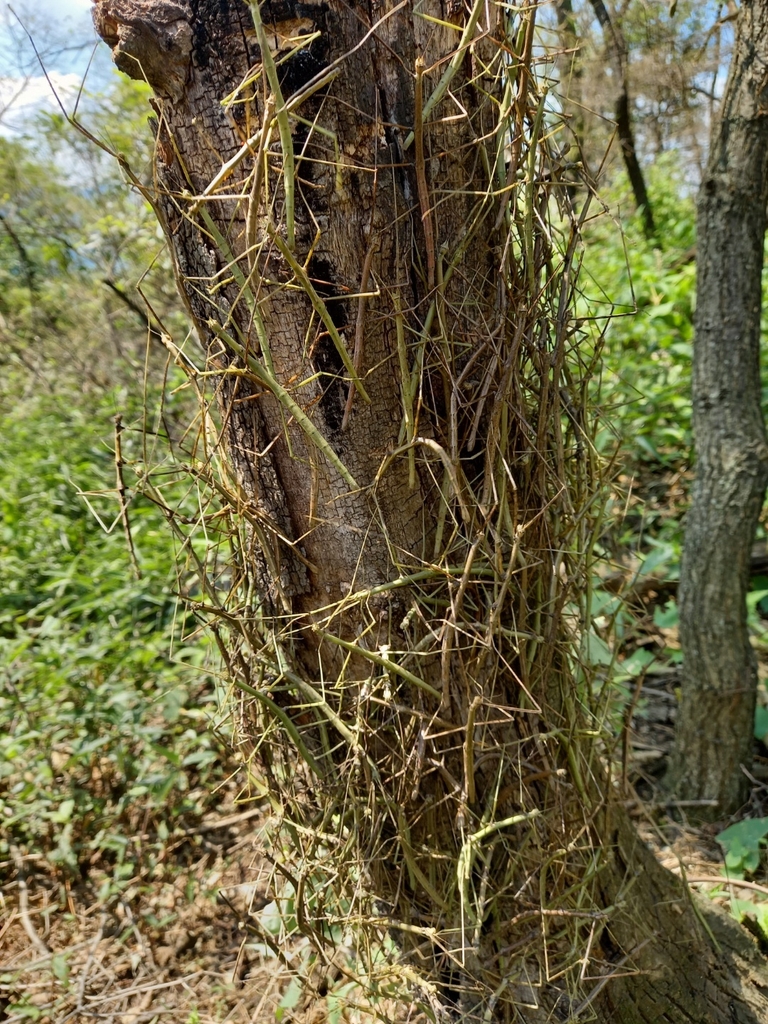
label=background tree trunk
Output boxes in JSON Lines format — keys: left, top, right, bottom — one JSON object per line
{"left": 586, "top": 0, "right": 655, "bottom": 237}
{"left": 554, "top": 0, "right": 586, "bottom": 201}
{"left": 93, "top": 0, "right": 768, "bottom": 1018}
{"left": 669, "top": 0, "right": 768, "bottom": 816}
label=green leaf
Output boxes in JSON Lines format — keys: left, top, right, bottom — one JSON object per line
{"left": 730, "top": 897, "right": 768, "bottom": 940}
{"left": 653, "top": 601, "right": 679, "bottom": 629}
{"left": 327, "top": 981, "right": 356, "bottom": 1024}
{"left": 585, "top": 630, "right": 613, "bottom": 667}
{"left": 260, "top": 901, "right": 282, "bottom": 936}
{"left": 619, "top": 648, "right": 656, "bottom": 677}
{"left": 638, "top": 544, "right": 675, "bottom": 579}
{"left": 51, "top": 954, "right": 70, "bottom": 986}
{"left": 7, "top": 1003, "right": 42, "bottom": 1021}
{"left": 646, "top": 300, "right": 676, "bottom": 320}
{"left": 755, "top": 706, "right": 768, "bottom": 744}
{"left": 716, "top": 818, "right": 768, "bottom": 876}
{"left": 49, "top": 798, "right": 75, "bottom": 823}
{"left": 276, "top": 977, "right": 304, "bottom": 1021}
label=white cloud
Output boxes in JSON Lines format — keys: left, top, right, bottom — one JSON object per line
{"left": 0, "top": 71, "right": 82, "bottom": 134}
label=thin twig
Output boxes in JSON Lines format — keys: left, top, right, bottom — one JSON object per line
{"left": 685, "top": 875, "right": 768, "bottom": 898}
{"left": 74, "top": 912, "right": 108, "bottom": 1016}
{"left": 342, "top": 240, "right": 378, "bottom": 429}
{"left": 114, "top": 415, "right": 141, "bottom": 579}
{"left": 414, "top": 57, "right": 436, "bottom": 292}
{"left": 9, "top": 846, "right": 49, "bottom": 957}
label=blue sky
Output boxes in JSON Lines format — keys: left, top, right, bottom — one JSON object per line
{"left": 0, "top": 0, "right": 113, "bottom": 134}
{"left": 29, "top": 0, "right": 93, "bottom": 22}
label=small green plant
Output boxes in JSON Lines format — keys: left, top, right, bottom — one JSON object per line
{"left": 716, "top": 818, "right": 768, "bottom": 877}
{"left": 756, "top": 704, "right": 768, "bottom": 745}
{"left": 728, "top": 898, "right": 768, "bottom": 949}
{"left": 276, "top": 976, "right": 304, "bottom": 1022}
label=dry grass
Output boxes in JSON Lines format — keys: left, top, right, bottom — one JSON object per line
{"left": 0, "top": 800, "right": 289, "bottom": 1023}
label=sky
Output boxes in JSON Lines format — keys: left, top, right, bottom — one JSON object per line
{"left": 0, "top": 0, "right": 113, "bottom": 135}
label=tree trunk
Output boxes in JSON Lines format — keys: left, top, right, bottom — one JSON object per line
{"left": 554, "top": 0, "right": 585, "bottom": 201}
{"left": 555, "top": 0, "right": 582, "bottom": 130}
{"left": 92, "top": 0, "right": 768, "bottom": 1018}
{"left": 669, "top": 0, "right": 768, "bottom": 817}
{"left": 587, "top": 0, "right": 655, "bottom": 237}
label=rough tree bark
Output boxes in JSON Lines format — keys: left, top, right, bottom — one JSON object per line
{"left": 554, "top": 1, "right": 584, "bottom": 164}
{"left": 669, "top": 0, "right": 768, "bottom": 817}
{"left": 92, "top": 0, "right": 768, "bottom": 1019}
{"left": 587, "top": 0, "right": 655, "bottom": 237}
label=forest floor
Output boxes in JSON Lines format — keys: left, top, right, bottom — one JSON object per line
{"left": 0, "top": 792, "right": 298, "bottom": 1023}
{"left": 5, "top": 554, "right": 768, "bottom": 1024}
{"left": 3, "top": 715, "right": 768, "bottom": 1024}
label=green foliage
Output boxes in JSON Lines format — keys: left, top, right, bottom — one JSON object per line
{"left": 590, "top": 153, "right": 768, "bottom": 528}
{"left": 725, "top": 897, "right": 768, "bottom": 948}
{"left": 588, "top": 156, "right": 696, "bottom": 479}
{"left": 276, "top": 977, "right": 304, "bottom": 1022}
{"left": 580, "top": 161, "right": 697, "bottom": 692}
{"left": 716, "top": 818, "right": 768, "bottom": 877}
{"left": 755, "top": 703, "right": 768, "bottom": 745}
{"left": 0, "top": 77, "right": 231, "bottom": 881}
{"left": 0, "top": 76, "right": 183, "bottom": 398}
{"left": 585, "top": 156, "right": 768, "bottom": 693}
{"left": 0, "top": 386, "right": 226, "bottom": 878}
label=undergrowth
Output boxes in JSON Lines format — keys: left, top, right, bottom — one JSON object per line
{"left": 0, "top": 377, "right": 230, "bottom": 890}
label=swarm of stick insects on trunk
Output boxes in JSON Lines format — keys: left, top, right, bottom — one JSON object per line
{"left": 90, "top": 0, "right": 671, "bottom": 1017}
{"left": 248, "top": 0, "right": 296, "bottom": 250}
{"left": 206, "top": 319, "right": 360, "bottom": 490}
{"left": 187, "top": 70, "right": 341, "bottom": 217}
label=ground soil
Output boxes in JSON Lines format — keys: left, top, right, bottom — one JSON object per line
{"left": 0, "top": 796, "right": 295, "bottom": 1023}
{"left": 4, "top": 671, "right": 768, "bottom": 1023}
